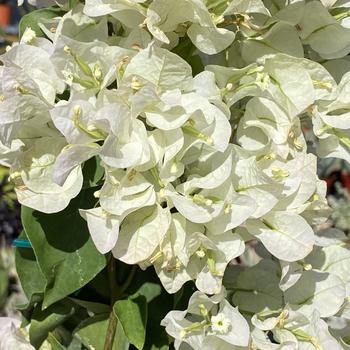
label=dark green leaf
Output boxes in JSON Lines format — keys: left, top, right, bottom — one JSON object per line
{"left": 136, "top": 282, "right": 162, "bottom": 303}
{"left": 66, "top": 336, "right": 85, "bottom": 350}
{"left": 187, "top": 55, "right": 204, "bottom": 76}
{"left": 113, "top": 294, "right": 147, "bottom": 350}
{"left": 0, "top": 268, "right": 7, "bottom": 308}
{"left": 68, "top": 0, "right": 79, "bottom": 10}
{"left": 75, "top": 314, "right": 129, "bottom": 350}
{"left": 82, "top": 156, "right": 105, "bottom": 188}
{"left": 21, "top": 189, "right": 108, "bottom": 308}
{"left": 15, "top": 230, "right": 46, "bottom": 305}
{"left": 69, "top": 298, "right": 110, "bottom": 315}
{"left": 47, "top": 333, "right": 66, "bottom": 350}
{"left": 144, "top": 289, "right": 173, "bottom": 350}
{"left": 85, "top": 266, "right": 111, "bottom": 301}
{"left": 171, "top": 36, "right": 196, "bottom": 61}
{"left": 173, "top": 281, "right": 197, "bottom": 310}
{"left": 116, "top": 267, "right": 170, "bottom": 350}
{"left": 19, "top": 7, "right": 65, "bottom": 38}
{"left": 29, "top": 300, "right": 75, "bottom": 349}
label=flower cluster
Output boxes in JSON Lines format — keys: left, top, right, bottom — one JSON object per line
{"left": 1, "top": 0, "right": 350, "bottom": 348}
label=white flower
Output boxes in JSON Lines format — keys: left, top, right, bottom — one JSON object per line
{"left": 21, "top": 27, "right": 36, "bottom": 44}
{"left": 161, "top": 290, "right": 250, "bottom": 349}
{"left": 210, "top": 313, "right": 231, "bottom": 334}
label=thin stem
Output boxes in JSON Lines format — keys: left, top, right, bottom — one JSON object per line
{"left": 119, "top": 265, "right": 137, "bottom": 297}
{"left": 103, "top": 312, "right": 118, "bottom": 350}
{"left": 103, "top": 257, "right": 119, "bottom": 350}
{"left": 109, "top": 257, "right": 119, "bottom": 302}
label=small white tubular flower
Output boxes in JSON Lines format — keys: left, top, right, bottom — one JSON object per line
{"left": 180, "top": 93, "right": 231, "bottom": 152}
{"left": 52, "top": 36, "right": 134, "bottom": 90}
{"left": 162, "top": 290, "right": 249, "bottom": 349}
{"left": 50, "top": 100, "right": 107, "bottom": 145}
{"left": 21, "top": 27, "right": 36, "bottom": 44}
{"left": 255, "top": 71, "right": 270, "bottom": 90}
{"left": 194, "top": 231, "right": 245, "bottom": 295}
{"left": 210, "top": 313, "right": 231, "bottom": 334}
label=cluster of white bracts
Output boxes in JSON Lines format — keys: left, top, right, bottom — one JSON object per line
{"left": 1, "top": 0, "right": 350, "bottom": 348}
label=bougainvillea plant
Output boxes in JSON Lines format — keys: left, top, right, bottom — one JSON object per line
{"left": 1, "top": 0, "right": 350, "bottom": 349}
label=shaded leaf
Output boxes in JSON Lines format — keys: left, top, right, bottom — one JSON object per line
{"left": 136, "top": 282, "right": 162, "bottom": 303}
{"left": 21, "top": 189, "right": 108, "bottom": 308}
{"left": 47, "top": 333, "right": 66, "bottom": 350}
{"left": 19, "top": 7, "right": 64, "bottom": 38}
{"left": 29, "top": 300, "right": 75, "bottom": 349}
{"left": 15, "top": 230, "right": 46, "bottom": 306}
{"left": 75, "top": 314, "right": 129, "bottom": 350}
{"left": 82, "top": 156, "right": 105, "bottom": 189}
{"left": 69, "top": 298, "right": 110, "bottom": 315}
{"left": 113, "top": 294, "right": 147, "bottom": 350}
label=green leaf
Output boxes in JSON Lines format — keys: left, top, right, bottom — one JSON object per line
{"left": 75, "top": 314, "right": 129, "bottom": 350}
{"left": 69, "top": 298, "right": 110, "bottom": 315}
{"left": 15, "top": 230, "right": 46, "bottom": 305}
{"left": 66, "top": 336, "right": 85, "bottom": 350}
{"left": 82, "top": 156, "right": 105, "bottom": 188}
{"left": 172, "top": 36, "right": 196, "bottom": 61}
{"left": 187, "top": 55, "right": 204, "bottom": 77}
{"left": 68, "top": 0, "right": 79, "bottom": 10}
{"left": 21, "top": 189, "right": 108, "bottom": 309}
{"left": 29, "top": 300, "right": 75, "bottom": 349}
{"left": 86, "top": 266, "right": 111, "bottom": 300}
{"left": 19, "top": 6, "right": 65, "bottom": 38}
{"left": 0, "top": 165, "right": 9, "bottom": 181}
{"left": 144, "top": 290, "right": 172, "bottom": 350}
{"left": 113, "top": 294, "right": 148, "bottom": 350}
{"left": 0, "top": 268, "right": 8, "bottom": 308}
{"left": 47, "top": 333, "right": 66, "bottom": 350}
{"left": 113, "top": 266, "right": 171, "bottom": 350}
{"left": 173, "top": 282, "right": 197, "bottom": 310}
{"left": 136, "top": 282, "right": 162, "bottom": 303}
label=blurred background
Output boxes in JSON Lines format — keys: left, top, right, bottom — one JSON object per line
{"left": 0, "top": 0, "right": 30, "bottom": 47}
{"left": 0, "top": 165, "right": 25, "bottom": 318}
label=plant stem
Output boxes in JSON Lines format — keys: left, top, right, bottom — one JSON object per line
{"left": 119, "top": 265, "right": 137, "bottom": 296}
{"left": 103, "top": 256, "right": 119, "bottom": 350}
{"left": 109, "top": 256, "right": 119, "bottom": 302}
{"left": 103, "top": 312, "right": 118, "bottom": 350}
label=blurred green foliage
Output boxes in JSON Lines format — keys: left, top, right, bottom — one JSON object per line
{"left": 329, "top": 183, "right": 350, "bottom": 233}
{"left": 0, "top": 246, "right": 26, "bottom": 317}
{"left": 0, "top": 166, "right": 16, "bottom": 209}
